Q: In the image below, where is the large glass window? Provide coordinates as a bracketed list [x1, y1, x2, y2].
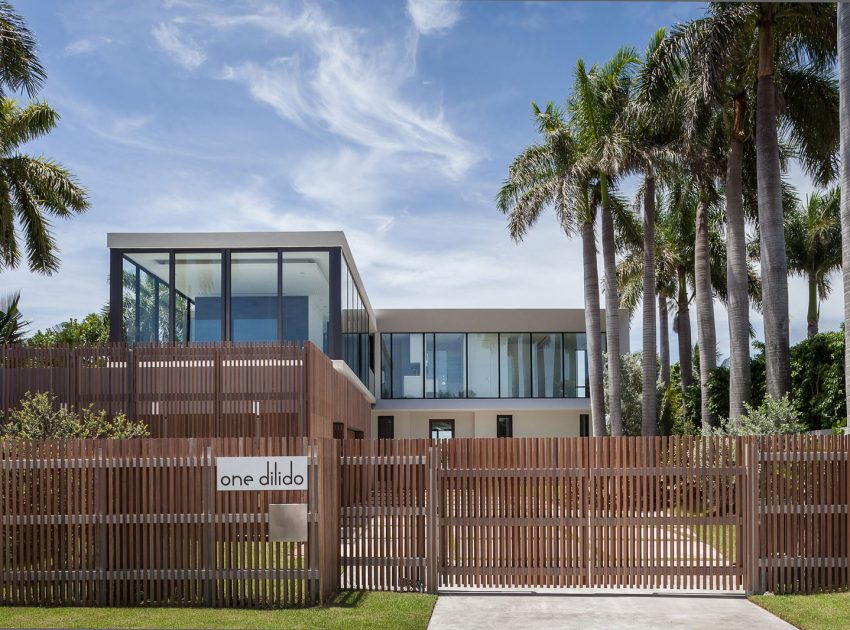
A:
[175, 252, 222, 342]
[375, 331, 595, 400]
[565, 333, 588, 398]
[230, 251, 278, 342]
[467, 333, 498, 398]
[532, 333, 564, 397]
[123, 252, 170, 343]
[391, 333, 424, 398]
[500, 333, 531, 398]
[380, 333, 393, 399]
[283, 251, 329, 352]
[434, 333, 465, 398]
[342, 258, 371, 388]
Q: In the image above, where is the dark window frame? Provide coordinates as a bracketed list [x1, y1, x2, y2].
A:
[429, 418, 454, 440]
[378, 415, 394, 439]
[496, 414, 513, 438]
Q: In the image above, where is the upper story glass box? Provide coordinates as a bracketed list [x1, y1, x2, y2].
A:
[108, 232, 375, 391]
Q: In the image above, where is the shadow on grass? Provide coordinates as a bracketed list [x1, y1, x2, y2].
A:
[326, 590, 367, 609]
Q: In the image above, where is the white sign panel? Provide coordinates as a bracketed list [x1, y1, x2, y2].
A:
[216, 456, 308, 491]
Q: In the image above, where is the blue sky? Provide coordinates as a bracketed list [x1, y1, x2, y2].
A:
[4, 0, 836, 360]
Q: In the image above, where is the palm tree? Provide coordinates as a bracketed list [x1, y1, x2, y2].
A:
[0, 1, 45, 97]
[654, 3, 838, 413]
[568, 48, 639, 437]
[628, 28, 686, 436]
[497, 103, 607, 435]
[0, 99, 88, 273]
[840, 4, 850, 422]
[0, 291, 28, 343]
[616, 187, 677, 396]
[784, 189, 841, 338]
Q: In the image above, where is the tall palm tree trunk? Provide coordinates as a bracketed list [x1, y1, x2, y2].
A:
[582, 216, 606, 436]
[642, 174, 657, 436]
[676, 266, 693, 396]
[726, 95, 751, 423]
[601, 177, 624, 436]
[659, 293, 670, 388]
[695, 194, 717, 433]
[841, 3, 850, 422]
[807, 276, 819, 338]
[756, 12, 791, 399]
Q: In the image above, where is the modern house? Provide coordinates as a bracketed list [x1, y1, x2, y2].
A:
[108, 232, 628, 438]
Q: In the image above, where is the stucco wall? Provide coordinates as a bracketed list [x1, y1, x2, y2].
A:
[371, 408, 584, 439]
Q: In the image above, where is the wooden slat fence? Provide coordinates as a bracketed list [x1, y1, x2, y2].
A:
[341, 436, 849, 595]
[0, 437, 340, 607]
[2, 435, 847, 606]
[0, 343, 371, 440]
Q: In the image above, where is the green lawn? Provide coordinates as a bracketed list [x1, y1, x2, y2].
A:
[750, 591, 850, 630]
[0, 591, 437, 630]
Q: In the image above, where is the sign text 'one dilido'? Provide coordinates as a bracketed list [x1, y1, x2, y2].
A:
[216, 456, 308, 491]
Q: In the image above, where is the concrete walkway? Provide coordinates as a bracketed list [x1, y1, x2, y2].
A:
[428, 592, 793, 629]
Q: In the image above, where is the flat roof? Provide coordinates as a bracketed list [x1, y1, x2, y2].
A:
[107, 231, 374, 318]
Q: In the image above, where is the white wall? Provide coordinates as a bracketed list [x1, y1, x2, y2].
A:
[372, 408, 584, 439]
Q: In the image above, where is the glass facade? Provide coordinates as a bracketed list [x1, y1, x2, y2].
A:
[122, 252, 171, 343]
[282, 251, 329, 352]
[381, 332, 592, 399]
[467, 333, 498, 398]
[342, 258, 371, 388]
[175, 252, 223, 342]
[230, 251, 278, 342]
[500, 333, 531, 398]
[115, 248, 364, 370]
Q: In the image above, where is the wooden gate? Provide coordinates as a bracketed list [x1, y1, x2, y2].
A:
[340, 436, 849, 594]
[438, 436, 745, 591]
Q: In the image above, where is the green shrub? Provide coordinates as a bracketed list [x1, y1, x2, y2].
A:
[1, 391, 149, 439]
[29, 312, 110, 346]
[710, 395, 806, 436]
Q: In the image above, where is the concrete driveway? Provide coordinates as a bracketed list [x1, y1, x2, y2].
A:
[428, 592, 793, 629]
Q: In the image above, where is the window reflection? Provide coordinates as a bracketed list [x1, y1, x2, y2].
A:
[231, 251, 278, 342]
[467, 333, 498, 398]
[532, 333, 563, 397]
[500, 333, 531, 398]
[381, 331, 593, 400]
[175, 252, 222, 342]
[282, 251, 329, 352]
[123, 252, 170, 343]
[434, 333, 465, 398]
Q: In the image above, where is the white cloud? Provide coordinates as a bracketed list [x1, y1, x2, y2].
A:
[152, 22, 205, 69]
[407, 0, 461, 35]
[216, 4, 475, 179]
[64, 37, 113, 56]
[64, 39, 95, 55]
[220, 56, 309, 127]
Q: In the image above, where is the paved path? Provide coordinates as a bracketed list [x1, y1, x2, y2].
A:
[428, 592, 793, 629]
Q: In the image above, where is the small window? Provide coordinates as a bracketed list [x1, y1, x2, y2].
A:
[378, 415, 394, 439]
[333, 422, 344, 440]
[579, 414, 590, 437]
[430, 419, 454, 440]
[496, 415, 513, 438]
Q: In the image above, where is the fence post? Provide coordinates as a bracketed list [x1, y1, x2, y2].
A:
[95, 447, 107, 606]
[202, 445, 214, 606]
[744, 439, 760, 595]
[425, 443, 440, 593]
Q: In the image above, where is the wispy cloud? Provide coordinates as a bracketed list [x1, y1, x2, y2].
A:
[152, 22, 205, 69]
[407, 0, 461, 35]
[215, 4, 475, 179]
[64, 36, 113, 56]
